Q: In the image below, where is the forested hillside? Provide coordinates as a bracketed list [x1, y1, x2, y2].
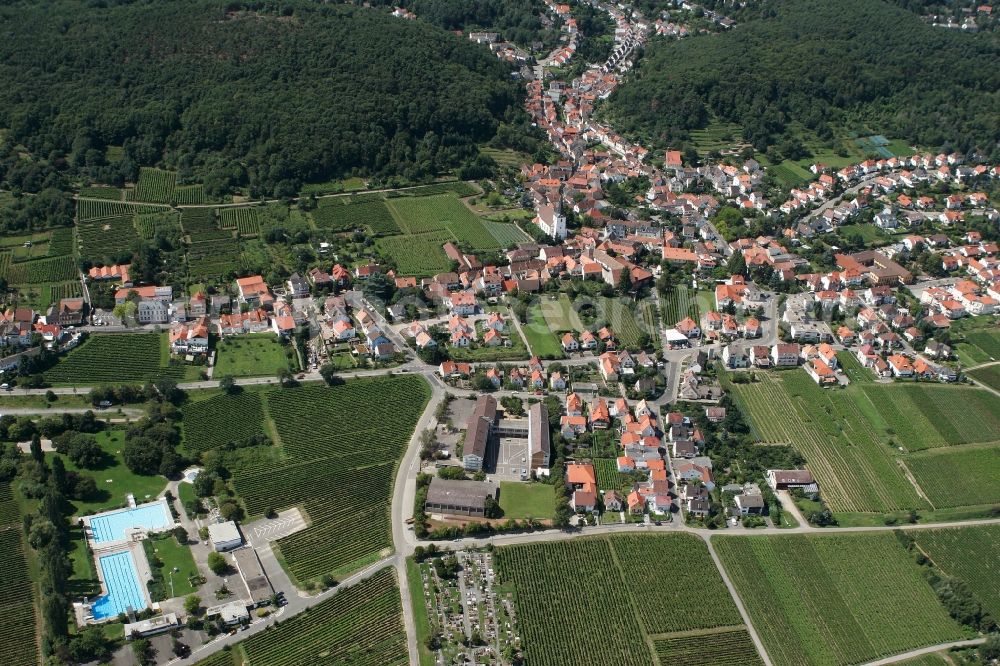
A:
[0, 0, 522, 197]
[602, 0, 1000, 160]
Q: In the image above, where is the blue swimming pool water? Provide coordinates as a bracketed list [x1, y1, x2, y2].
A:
[91, 551, 147, 619]
[89, 502, 171, 543]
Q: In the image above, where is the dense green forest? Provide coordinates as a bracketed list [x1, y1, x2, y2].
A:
[602, 0, 1000, 160]
[364, 0, 559, 49]
[0, 0, 524, 197]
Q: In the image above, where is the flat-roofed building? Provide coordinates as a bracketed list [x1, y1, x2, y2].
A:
[207, 521, 243, 552]
[424, 478, 498, 517]
[232, 547, 274, 607]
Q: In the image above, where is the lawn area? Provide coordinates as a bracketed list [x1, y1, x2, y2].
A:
[58, 430, 167, 517]
[213, 335, 293, 377]
[731, 372, 925, 514]
[906, 443, 1000, 508]
[714, 532, 964, 666]
[837, 222, 888, 245]
[769, 160, 813, 187]
[955, 327, 1000, 366]
[968, 364, 1000, 391]
[859, 383, 1000, 450]
[539, 293, 584, 332]
[521, 305, 564, 359]
[499, 482, 554, 520]
[144, 532, 201, 598]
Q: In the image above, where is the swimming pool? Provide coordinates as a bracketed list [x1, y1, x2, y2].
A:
[89, 501, 171, 543]
[91, 551, 147, 619]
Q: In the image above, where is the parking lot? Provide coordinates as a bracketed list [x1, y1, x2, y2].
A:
[487, 436, 530, 482]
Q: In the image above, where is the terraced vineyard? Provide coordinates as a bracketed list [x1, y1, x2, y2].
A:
[653, 628, 763, 666]
[77, 215, 139, 262]
[313, 199, 399, 234]
[906, 444, 1000, 508]
[134, 167, 177, 203]
[598, 296, 646, 349]
[715, 533, 962, 666]
[663, 284, 701, 325]
[610, 534, 742, 633]
[230, 377, 430, 581]
[45, 333, 191, 385]
[5, 255, 78, 284]
[0, 483, 38, 666]
[136, 211, 183, 240]
[860, 383, 1000, 450]
[913, 525, 1000, 621]
[482, 218, 531, 246]
[173, 184, 205, 204]
[218, 207, 262, 236]
[495, 538, 652, 666]
[731, 372, 925, 513]
[375, 231, 453, 277]
[239, 568, 407, 666]
[182, 391, 269, 455]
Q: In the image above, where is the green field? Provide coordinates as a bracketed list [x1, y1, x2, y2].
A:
[134, 167, 177, 203]
[235, 568, 407, 666]
[731, 371, 926, 513]
[715, 533, 963, 666]
[859, 383, 1000, 451]
[230, 376, 430, 581]
[968, 364, 1000, 391]
[594, 457, 632, 491]
[481, 218, 531, 246]
[690, 118, 745, 155]
[496, 535, 751, 665]
[598, 296, 646, 348]
[956, 328, 1000, 366]
[182, 390, 270, 455]
[0, 484, 39, 666]
[214, 336, 292, 378]
[143, 531, 200, 598]
[539, 293, 584, 332]
[45, 333, 201, 385]
[912, 525, 1000, 622]
[521, 304, 565, 359]
[59, 430, 168, 517]
[313, 198, 400, 234]
[386, 193, 499, 249]
[905, 444, 1000, 508]
[498, 482, 554, 520]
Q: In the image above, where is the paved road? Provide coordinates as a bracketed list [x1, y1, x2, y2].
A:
[860, 639, 986, 666]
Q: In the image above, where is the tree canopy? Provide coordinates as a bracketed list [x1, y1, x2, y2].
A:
[601, 0, 1000, 160]
[0, 0, 523, 197]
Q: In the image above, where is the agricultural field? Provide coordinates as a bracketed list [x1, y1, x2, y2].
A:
[214, 336, 292, 377]
[594, 457, 632, 491]
[375, 231, 452, 277]
[77, 198, 165, 222]
[859, 383, 1000, 451]
[715, 533, 963, 666]
[905, 444, 1000, 508]
[182, 391, 269, 455]
[230, 376, 430, 581]
[731, 372, 926, 514]
[79, 186, 123, 200]
[663, 284, 701, 325]
[836, 351, 872, 383]
[497, 535, 747, 665]
[387, 193, 499, 249]
[45, 333, 198, 385]
[238, 568, 407, 666]
[482, 218, 531, 247]
[690, 118, 745, 155]
[219, 207, 263, 236]
[498, 482, 554, 520]
[181, 207, 219, 235]
[912, 525, 1000, 621]
[395, 181, 478, 197]
[48, 226, 74, 256]
[968, 364, 1000, 391]
[610, 534, 742, 634]
[598, 296, 646, 349]
[653, 628, 763, 666]
[521, 304, 565, 359]
[313, 198, 399, 235]
[77, 214, 139, 262]
[133, 167, 177, 203]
